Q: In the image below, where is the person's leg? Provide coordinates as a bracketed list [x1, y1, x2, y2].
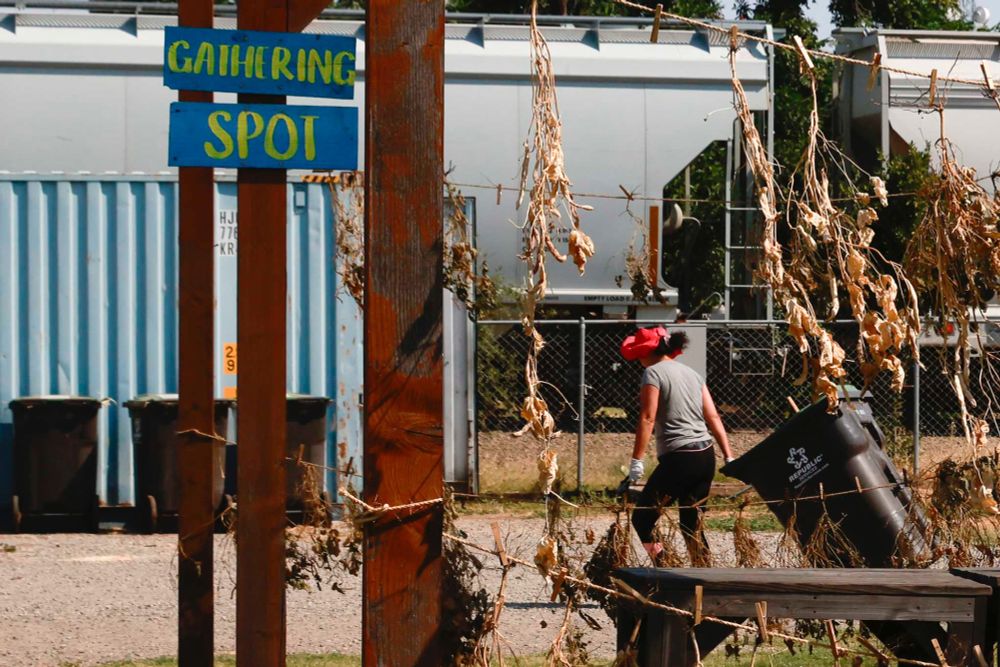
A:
[631, 457, 681, 561]
[676, 447, 716, 566]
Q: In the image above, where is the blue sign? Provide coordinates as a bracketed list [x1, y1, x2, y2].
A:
[163, 26, 356, 99]
[168, 102, 358, 170]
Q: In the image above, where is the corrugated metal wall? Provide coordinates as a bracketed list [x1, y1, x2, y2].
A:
[0, 177, 364, 506]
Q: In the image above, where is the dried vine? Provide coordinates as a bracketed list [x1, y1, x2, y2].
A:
[728, 39, 919, 407]
[445, 180, 500, 317]
[328, 172, 366, 308]
[616, 188, 668, 304]
[904, 108, 1000, 450]
[516, 0, 595, 447]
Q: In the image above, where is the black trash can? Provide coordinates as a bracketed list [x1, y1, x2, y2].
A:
[721, 393, 941, 663]
[9, 396, 102, 532]
[285, 394, 332, 509]
[125, 394, 233, 532]
[226, 394, 332, 509]
[721, 393, 927, 567]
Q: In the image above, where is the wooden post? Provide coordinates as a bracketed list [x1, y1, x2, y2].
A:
[176, 0, 215, 661]
[362, 1, 446, 664]
[232, 0, 330, 662]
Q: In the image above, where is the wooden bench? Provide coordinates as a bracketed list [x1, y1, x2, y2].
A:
[615, 568, 992, 666]
[951, 568, 1000, 664]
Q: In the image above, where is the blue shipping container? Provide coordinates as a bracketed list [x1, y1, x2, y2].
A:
[0, 176, 364, 507]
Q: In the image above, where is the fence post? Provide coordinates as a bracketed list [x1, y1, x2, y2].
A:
[913, 358, 921, 475]
[578, 317, 586, 492]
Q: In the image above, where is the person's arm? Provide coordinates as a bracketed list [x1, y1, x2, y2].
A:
[702, 384, 735, 462]
[628, 384, 658, 481]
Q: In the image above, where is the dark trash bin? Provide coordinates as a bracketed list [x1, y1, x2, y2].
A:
[285, 394, 332, 509]
[9, 396, 102, 532]
[226, 394, 332, 510]
[721, 391, 938, 662]
[125, 394, 233, 532]
[721, 393, 926, 567]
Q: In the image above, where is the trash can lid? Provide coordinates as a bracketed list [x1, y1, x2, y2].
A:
[9, 395, 103, 409]
[720, 398, 867, 482]
[839, 384, 868, 400]
[229, 394, 331, 408]
[286, 393, 332, 405]
[124, 393, 236, 408]
[124, 393, 180, 408]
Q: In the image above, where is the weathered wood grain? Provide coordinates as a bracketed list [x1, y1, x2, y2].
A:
[362, 2, 446, 665]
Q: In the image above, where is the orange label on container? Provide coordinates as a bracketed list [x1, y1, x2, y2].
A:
[223, 386, 237, 399]
[223, 343, 237, 375]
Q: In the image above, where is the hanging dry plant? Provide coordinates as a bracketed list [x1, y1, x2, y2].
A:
[732, 504, 765, 568]
[904, 110, 1000, 449]
[444, 180, 500, 318]
[616, 189, 669, 304]
[583, 515, 636, 623]
[516, 0, 595, 442]
[728, 41, 919, 408]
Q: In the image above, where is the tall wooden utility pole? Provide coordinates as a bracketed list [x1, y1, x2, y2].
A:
[362, 1, 446, 665]
[233, 0, 329, 665]
[176, 0, 215, 661]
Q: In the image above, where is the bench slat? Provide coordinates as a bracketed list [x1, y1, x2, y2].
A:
[617, 568, 994, 597]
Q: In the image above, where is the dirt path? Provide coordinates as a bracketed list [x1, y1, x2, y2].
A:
[0, 518, 782, 666]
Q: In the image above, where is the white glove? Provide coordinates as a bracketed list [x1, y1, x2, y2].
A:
[628, 458, 645, 483]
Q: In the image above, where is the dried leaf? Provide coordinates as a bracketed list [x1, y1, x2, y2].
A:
[534, 535, 559, 577]
[537, 448, 558, 495]
[568, 228, 595, 275]
[870, 176, 888, 207]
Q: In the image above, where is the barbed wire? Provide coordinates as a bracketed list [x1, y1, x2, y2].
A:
[453, 478, 913, 513]
[448, 180, 924, 207]
[307, 174, 997, 213]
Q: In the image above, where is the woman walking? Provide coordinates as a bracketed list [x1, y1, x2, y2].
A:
[621, 326, 735, 565]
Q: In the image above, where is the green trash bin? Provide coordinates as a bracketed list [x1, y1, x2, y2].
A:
[125, 394, 233, 532]
[9, 396, 102, 532]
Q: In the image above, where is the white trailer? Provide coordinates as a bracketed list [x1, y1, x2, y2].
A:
[0, 6, 775, 315]
[834, 28, 1000, 194]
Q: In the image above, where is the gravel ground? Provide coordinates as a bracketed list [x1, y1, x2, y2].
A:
[0, 517, 782, 667]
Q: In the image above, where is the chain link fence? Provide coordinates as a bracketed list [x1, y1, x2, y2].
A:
[475, 318, 999, 492]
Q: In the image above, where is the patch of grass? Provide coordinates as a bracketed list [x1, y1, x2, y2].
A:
[704, 510, 783, 533]
[84, 655, 361, 667]
[702, 644, 869, 665]
[84, 643, 877, 666]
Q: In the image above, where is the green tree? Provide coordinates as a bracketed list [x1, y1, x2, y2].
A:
[829, 0, 968, 29]
[736, 0, 833, 172]
[871, 146, 935, 266]
[662, 143, 728, 314]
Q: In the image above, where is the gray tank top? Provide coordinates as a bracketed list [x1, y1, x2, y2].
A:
[641, 360, 711, 456]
